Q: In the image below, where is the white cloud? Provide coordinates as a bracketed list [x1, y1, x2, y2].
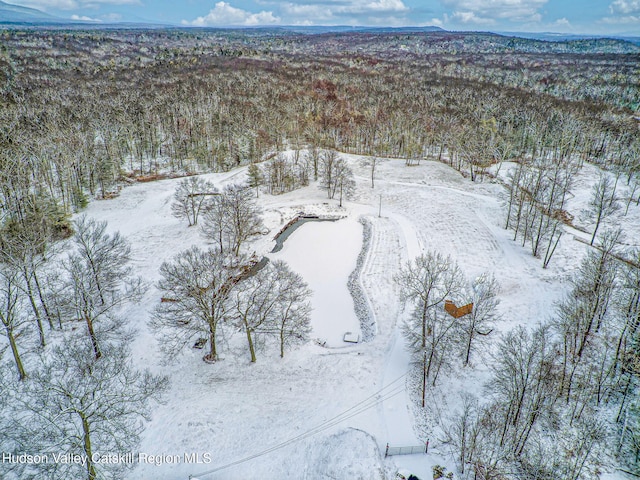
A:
[602, 14, 640, 23]
[70, 13, 101, 20]
[276, 0, 409, 24]
[609, 0, 640, 14]
[364, 0, 408, 12]
[86, 0, 140, 4]
[338, 0, 408, 14]
[100, 12, 123, 21]
[603, 0, 640, 25]
[441, 0, 547, 22]
[553, 17, 570, 27]
[280, 2, 335, 21]
[185, 1, 280, 26]
[451, 10, 495, 24]
[358, 14, 414, 26]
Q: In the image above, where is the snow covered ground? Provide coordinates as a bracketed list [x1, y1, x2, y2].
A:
[269, 218, 363, 347]
[77, 152, 640, 480]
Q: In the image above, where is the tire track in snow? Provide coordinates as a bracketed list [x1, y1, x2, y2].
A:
[358, 216, 403, 336]
[356, 214, 425, 469]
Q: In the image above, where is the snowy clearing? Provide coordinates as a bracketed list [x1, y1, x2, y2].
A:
[67, 152, 640, 480]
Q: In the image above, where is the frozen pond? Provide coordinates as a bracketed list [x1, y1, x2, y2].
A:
[270, 217, 363, 347]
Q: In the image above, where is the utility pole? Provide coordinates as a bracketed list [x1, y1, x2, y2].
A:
[378, 194, 382, 218]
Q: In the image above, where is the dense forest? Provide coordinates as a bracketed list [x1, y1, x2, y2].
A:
[1, 28, 638, 218]
[0, 27, 639, 480]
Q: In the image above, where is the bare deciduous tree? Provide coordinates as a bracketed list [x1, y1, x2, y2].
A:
[319, 149, 339, 199]
[151, 246, 244, 362]
[612, 248, 640, 424]
[445, 393, 481, 477]
[487, 324, 558, 457]
[0, 262, 28, 380]
[64, 216, 142, 359]
[269, 260, 313, 358]
[444, 397, 509, 480]
[556, 415, 607, 480]
[0, 227, 59, 346]
[460, 273, 500, 366]
[361, 156, 384, 188]
[586, 173, 620, 245]
[555, 229, 620, 402]
[395, 251, 465, 402]
[201, 183, 263, 256]
[333, 159, 355, 207]
[232, 259, 312, 361]
[232, 264, 280, 363]
[71, 215, 134, 307]
[1, 339, 167, 480]
[171, 176, 217, 226]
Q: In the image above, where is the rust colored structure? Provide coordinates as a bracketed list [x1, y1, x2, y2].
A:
[444, 300, 474, 318]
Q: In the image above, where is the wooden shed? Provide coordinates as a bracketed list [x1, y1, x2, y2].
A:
[444, 300, 474, 318]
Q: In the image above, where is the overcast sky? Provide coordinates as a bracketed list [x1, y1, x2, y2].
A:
[8, 0, 640, 35]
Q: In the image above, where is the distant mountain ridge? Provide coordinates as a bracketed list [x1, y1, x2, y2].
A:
[497, 30, 640, 46]
[272, 25, 446, 34]
[0, 0, 62, 23]
[0, 3, 636, 49]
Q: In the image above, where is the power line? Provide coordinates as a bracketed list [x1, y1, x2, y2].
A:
[189, 372, 408, 479]
[190, 385, 405, 478]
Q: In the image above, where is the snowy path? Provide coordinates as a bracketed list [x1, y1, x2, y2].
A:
[355, 214, 433, 477]
[379, 214, 435, 478]
[356, 174, 502, 206]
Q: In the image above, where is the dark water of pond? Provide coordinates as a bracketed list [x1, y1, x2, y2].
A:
[271, 216, 340, 253]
